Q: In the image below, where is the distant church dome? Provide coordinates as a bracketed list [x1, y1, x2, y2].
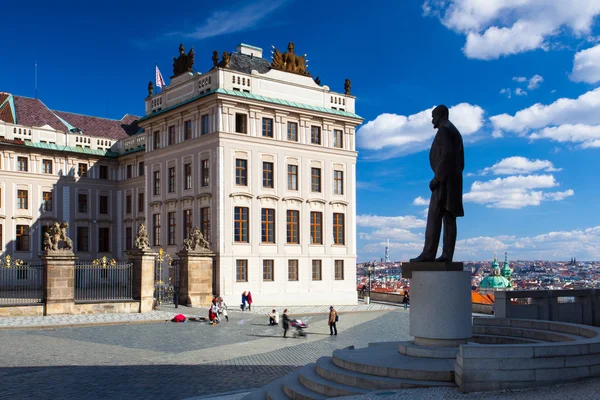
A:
[480, 252, 512, 290]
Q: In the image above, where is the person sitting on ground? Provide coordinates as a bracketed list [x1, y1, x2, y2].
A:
[268, 309, 279, 325]
[209, 300, 220, 324]
[218, 297, 229, 322]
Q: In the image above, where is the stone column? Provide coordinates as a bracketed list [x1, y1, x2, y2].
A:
[178, 251, 215, 307]
[127, 250, 157, 313]
[42, 251, 77, 316]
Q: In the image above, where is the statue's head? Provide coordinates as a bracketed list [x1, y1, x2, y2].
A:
[179, 43, 185, 55]
[432, 105, 449, 129]
[288, 42, 295, 53]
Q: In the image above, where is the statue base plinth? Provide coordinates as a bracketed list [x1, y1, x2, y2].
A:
[401, 261, 463, 279]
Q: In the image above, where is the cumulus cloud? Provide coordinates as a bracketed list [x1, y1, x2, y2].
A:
[500, 88, 512, 98]
[359, 227, 422, 242]
[480, 156, 561, 175]
[423, 0, 600, 59]
[356, 103, 485, 157]
[515, 88, 527, 96]
[356, 215, 426, 230]
[513, 77, 527, 83]
[527, 74, 544, 90]
[570, 44, 600, 84]
[412, 196, 430, 206]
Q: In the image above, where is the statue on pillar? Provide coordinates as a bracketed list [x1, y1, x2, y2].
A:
[181, 227, 210, 252]
[344, 78, 351, 95]
[147, 81, 154, 97]
[43, 221, 73, 252]
[271, 42, 311, 76]
[172, 43, 195, 76]
[221, 51, 231, 68]
[212, 50, 219, 68]
[134, 223, 151, 251]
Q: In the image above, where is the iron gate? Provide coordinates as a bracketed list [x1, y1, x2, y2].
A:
[154, 249, 180, 306]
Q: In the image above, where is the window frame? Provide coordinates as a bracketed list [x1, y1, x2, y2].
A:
[235, 159, 248, 186]
[262, 162, 274, 188]
[234, 207, 249, 243]
[153, 130, 161, 149]
[15, 224, 30, 251]
[236, 260, 248, 282]
[262, 117, 274, 138]
[77, 226, 89, 252]
[200, 207, 210, 243]
[99, 195, 109, 215]
[42, 191, 52, 212]
[17, 157, 28, 172]
[42, 159, 53, 174]
[333, 213, 345, 245]
[311, 126, 321, 145]
[235, 113, 248, 134]
[310, 211, 323, 245]
[184, 163, 192, 190]
[201, 114, 210, 135]
[168, 125, 176, 145]
[78, 193, 88, 213]
[261, 208, 275, 243]
[184, 120, 192, 140]
[288, 259, 299, 281]
[311, 167, 322, 193]
[168, 167, 176, 193]
[17, 190, 28, 210]
[263, 259, 274, 281]
[78, 163, 88, 177]
[287, 122, 298, 141]
[286, 210, 299, 244]
[335, 260, 345, 280]
[183, 209, 193, 241]
[152, 213, 161, 246]
[333, 129, 344, 149]
[168, 211, 176, 245]
[334, 170, 344, 195]
[98, 227, 110, 252]
[287, 165, 298, 190]
[312, 260, 322, 281]
[153, 170, 161, 195]
[201, 159, 210, 187]
[126, 194, 132, 214]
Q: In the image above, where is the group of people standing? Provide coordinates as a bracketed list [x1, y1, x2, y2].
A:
[241, 291, 253, 311]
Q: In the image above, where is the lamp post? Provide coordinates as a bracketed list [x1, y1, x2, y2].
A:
[365, 262, 374, 305]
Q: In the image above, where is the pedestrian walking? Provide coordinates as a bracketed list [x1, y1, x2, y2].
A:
[282, 309, 290, 338]
[403, 292, 409, 310]
[241, 291, 247, 311]
[247, 291, 253, 311]
[328, 306, 338, 336]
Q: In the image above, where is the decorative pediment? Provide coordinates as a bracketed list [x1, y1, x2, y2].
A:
[282, 196, 303, 207]
[257, 194, 280, 206]
[149, 201, 163, 207]
[230, 192, 254, 200]
[12, 215, 33, 220]
[330, 200, 349, 206]
[306, 198, 327, 205]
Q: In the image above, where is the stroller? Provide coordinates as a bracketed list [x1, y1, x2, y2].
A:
[290, 319, 308, 338]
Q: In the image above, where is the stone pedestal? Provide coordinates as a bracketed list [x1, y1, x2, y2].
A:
[178, 251, 214, 307]
[42, 251, 77, 316]
[405, 262, 472, 347]
[127, 250, 157, 313]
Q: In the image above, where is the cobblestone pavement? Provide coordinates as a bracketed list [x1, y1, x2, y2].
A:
[0, 308, 406, 400]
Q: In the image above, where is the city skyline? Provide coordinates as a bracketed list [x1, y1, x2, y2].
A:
[3, 1, 600, 261]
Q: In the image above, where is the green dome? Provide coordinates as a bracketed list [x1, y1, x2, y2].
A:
[501, 252, 512, 277]
[480, 275, 511, 289]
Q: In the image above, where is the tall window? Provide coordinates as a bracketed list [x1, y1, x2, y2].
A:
[78, 163, 88, 177]
[168, 212, 176, 245]
[17, 157, 28, 172]
[261, 208, 275, 243]
[333, 129, 343, 148]
[77, 227, 89, 252]
[288, 260, 299, 281]
[17, 190, 28, 209]
[16, 225, 30, 251]
[98, 227, 110, 252]
[152, 213, 161, 246]
[287, 122, 298, 141]
[234, 207, 249, 242]
[126, 195, 132, 214]
[236, 260, 248, 282]
[288, 165, 298, 190]
[138, 162, 144, 176]
[184, 163, 192, 190]
[125, 227, 133, 251]
[263, 260, 274, 281]
[168, 167, 176, 193]
[153, 130, 161, 149]
[200, 207, 210, 242]
[184, 120, 192, 140]
[168, 126, 176, 145]
[262, 118, 273, 138]
[333, 213, 345, 245]
[138, 193, 144, 212]
[335, 260, 344, 280]
[99, 195, 109, 214]
[183, 209, 193, 241]
[311, 168, 321, 192]
[153, 171, 161, 195]
[311, 126, 321, 144]
[236, 113, 247, 134]
[312, 260, 322, 281]
[310, 211, 322, 244]
[262, 162, 274, 188]
[334, 170, 344, 195]
[287, 210, 299, 244]
[42, 159, 52, 174]
[235, 159, 247, 186]
[42, 191, 52, 212]
[126, 165, 132, 179]
[201, 159, 210, 187]
[99, 165, 108, 179]
[201, 114, 209, 135]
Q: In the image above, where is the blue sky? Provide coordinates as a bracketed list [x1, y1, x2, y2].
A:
[3, 0, 600, 261]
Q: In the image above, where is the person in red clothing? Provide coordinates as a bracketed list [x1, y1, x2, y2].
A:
[247, 291, 253, 311]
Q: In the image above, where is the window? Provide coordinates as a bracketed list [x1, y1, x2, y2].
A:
[287, 165, 298, 190]
[287, 122, 298, 141]
[261, 208, 275, 243]
[335, 260, 344, 280]
[78, 193, 88, 213]
[152, 214, 161, 246]
[98, 227, 110, 252]
[200, 207, 210, 243]
[78, 163, 88, 177]
[99, 196, 109, 214]
[167, 167, 175, 193]
[42, 191, 52, 212]
[263, 260, 274, 281]
[138, 193, 144, 212]
[311, 168, 321, 192]
[262, 118, 273, 138]
[235, 159, 247, 186]
[17, 190, 28, 209]
[184, 120, 192, 140]
[310, 211, 322, 244]
[168, 212, 176, 245]
[125, 227, 133, 251]
[183, 209, 192, 241]
[334, 170, 344, 195]
[153, 130, 161, 149]
[262, 162, 274, 188]
[126, 164, 132, 179]
[16, 225, 30, 251]
[312, 260, 322, 281]
[201, 159, 210, 187]
[138, 162, 144, 176]
[42, 159, 52, 174]
[184, 163, 192, 190]
[234, 207, 249, 242]
[288, 260, 299, 281]
[126, 195, 132, 214]
[99, 165, 108, 179]
[168, 126, 176, 145]
[334, 129, 343, 148]
[17, 157, 28, 172]
[201, 115, 209, 135]
[235, 113, 247, 134]
[77, 227, 89, 252]
[311, 126, 321, 144]
[154, 170, 161, 195]
[287, 210, 299, 244]
[333, 213, 345, 245]
[236, 260, 248, 282]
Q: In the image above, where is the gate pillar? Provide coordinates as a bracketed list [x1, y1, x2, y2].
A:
[42, 251, 77, 316]
[127, 250, 157, 313]
[177, 251, 215, 307]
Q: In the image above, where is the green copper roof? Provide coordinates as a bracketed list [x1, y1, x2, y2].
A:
[480, 275, 512, 289]
[23, 141, 119, 158]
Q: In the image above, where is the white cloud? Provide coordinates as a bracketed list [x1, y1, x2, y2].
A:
[356, 103, 485, 157]
[515, 88, 527, 96]
[513, 76, 527, 83]
[480, 156, 561, 175]
[527, 74, 544, 90]
[570, 44, 600, 84]
[423, 0, 600, 59]
[356, 215, 426, 230]
[500, 88, 512, 98]
[359, 227, 422, 242]
[412, 196, 430, 206]
[530, 124, 600, 147]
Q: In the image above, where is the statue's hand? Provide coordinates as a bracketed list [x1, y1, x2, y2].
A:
[429, 178, 439, 192]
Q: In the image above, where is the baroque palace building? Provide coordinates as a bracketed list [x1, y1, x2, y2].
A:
[0, 42, 362, 306]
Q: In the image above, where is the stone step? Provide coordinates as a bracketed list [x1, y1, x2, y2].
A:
[298, 362, 371, 397]
[472, 325, 583, 342]
[242, 372, 288, 400]
[281, 368, 326, 400]
[397, 341, 459, 359]
[315, 356, 456, 390]
[331, 342, 455, 382]
[471, 334, 544, 345]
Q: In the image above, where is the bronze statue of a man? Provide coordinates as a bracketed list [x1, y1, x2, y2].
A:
[411, 105, 464, 263]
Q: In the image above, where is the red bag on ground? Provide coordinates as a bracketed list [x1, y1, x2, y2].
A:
[171, 314, 187, 323]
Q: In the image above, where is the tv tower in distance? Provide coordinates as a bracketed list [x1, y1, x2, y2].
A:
[384, 238, 391, 263]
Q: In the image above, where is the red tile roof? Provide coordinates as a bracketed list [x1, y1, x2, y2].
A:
[13, 96, 69, 131]
[53, 111, 139, 140]
[0, 101, 14, 124]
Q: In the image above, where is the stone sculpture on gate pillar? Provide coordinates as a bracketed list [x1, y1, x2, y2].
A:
[133, 223, 151, 251]
[178, 227, 214, 307]
[43, 221, 74, 253]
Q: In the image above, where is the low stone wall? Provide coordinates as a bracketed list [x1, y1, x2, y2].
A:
[357, 290, 493, 314]
[0, 305, 44, 317]
[73, 301, 140, 315]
